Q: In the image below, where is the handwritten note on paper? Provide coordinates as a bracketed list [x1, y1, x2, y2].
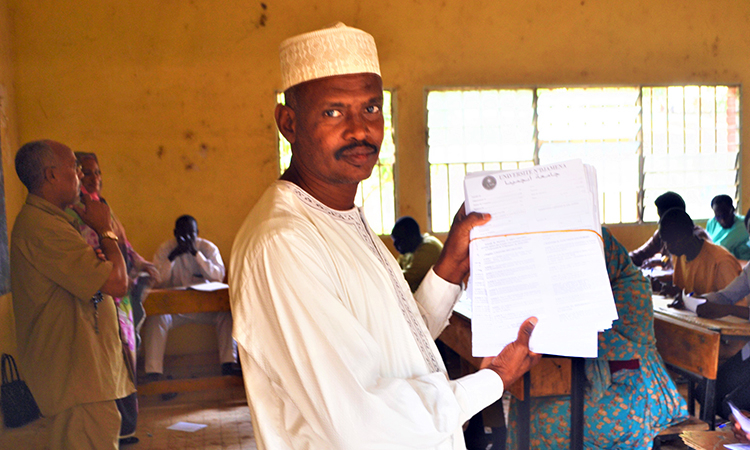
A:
[465, 160, 617, 358]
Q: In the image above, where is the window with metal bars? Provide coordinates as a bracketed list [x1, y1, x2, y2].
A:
[277, 91, 396, 235]
[427, 86, 740, 233]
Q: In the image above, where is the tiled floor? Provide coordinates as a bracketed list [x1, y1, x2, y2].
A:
[0, 385, 693, 450]
[0, 386, 257, 450]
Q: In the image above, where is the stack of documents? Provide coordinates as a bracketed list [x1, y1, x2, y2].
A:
[464, 159, 618, 358]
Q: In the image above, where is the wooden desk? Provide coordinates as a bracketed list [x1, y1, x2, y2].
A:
[652, 295, 750, 429]
[143, 286, 230, 315]
[438, 300, 585, 450]
[139, 286, 243, 396]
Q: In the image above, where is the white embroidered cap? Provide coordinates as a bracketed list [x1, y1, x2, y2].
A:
[279, 22, 381, 91]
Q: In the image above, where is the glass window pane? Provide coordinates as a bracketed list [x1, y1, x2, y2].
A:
[642, 85, 740, 221]
[427, 89, 535, 231]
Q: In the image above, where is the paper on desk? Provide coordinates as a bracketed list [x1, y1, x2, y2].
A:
[188, 281, 229, 292]
[725, 444, 750, 449]
[683, 292, 707, 313]
[167, 421, 208, 432]
[465, 160, 617, 358]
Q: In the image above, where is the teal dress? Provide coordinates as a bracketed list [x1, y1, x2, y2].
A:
[507, 227, 688, 449]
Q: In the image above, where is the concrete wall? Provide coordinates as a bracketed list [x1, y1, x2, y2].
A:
[2, 0, 749, 354]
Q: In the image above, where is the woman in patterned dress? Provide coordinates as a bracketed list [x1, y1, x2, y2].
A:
[65, 152, 159, 445]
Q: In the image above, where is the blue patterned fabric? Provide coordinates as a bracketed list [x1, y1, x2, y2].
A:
[507, 227, 688, 449]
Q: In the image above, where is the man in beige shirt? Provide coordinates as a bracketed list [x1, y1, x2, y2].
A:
[11, 140, 134, 449]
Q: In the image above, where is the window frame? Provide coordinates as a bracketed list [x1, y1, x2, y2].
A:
[425, 84, 741, 232]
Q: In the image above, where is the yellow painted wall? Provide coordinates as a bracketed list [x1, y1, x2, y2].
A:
[3, 0, 750, 355]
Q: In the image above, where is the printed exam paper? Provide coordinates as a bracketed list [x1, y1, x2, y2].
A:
[464, 159, 617, 357]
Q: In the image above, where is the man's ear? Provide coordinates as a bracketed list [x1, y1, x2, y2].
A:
[275, 103, 296, 145]
[43, 166, 56, 184]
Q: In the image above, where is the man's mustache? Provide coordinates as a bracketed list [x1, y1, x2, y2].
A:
[334, 141, 379, 160]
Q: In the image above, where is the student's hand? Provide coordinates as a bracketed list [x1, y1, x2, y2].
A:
[433, 204, 491, 285]
[667, 297, 685, 309]
[642, 258, 665, 269]
[72, 194, 114, 236]
[480, 317, 541, 387]
[731, 412, 750, 443]
[696, 301, 727, 319]
[168, 246, 186, 261]
[140, 261, 160, 284]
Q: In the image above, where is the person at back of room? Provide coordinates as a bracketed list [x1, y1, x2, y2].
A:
[659, 207, 742, 298]
[391, 216, 444, 293]
[629, 191, 710, 269]
[706, 194, 750, 261]
[142, 214, 241, 389]
[692, 252, 750, 421]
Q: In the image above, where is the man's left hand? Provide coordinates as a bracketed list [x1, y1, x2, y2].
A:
[433, 204, 490, 285]
[480, 317, 542, 387]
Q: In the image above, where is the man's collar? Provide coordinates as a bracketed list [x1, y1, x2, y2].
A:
[26, 193, 77, 226]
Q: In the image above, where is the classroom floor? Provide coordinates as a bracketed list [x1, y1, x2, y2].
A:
[0, 384, 692, 450]
[0, 386, 256, 450]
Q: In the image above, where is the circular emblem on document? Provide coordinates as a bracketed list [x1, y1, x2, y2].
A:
[482, 176, 497, 190]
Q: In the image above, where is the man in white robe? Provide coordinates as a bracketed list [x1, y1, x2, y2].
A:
[229, 23, 540, 450]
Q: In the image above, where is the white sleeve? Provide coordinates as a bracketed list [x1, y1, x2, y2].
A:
[231, 229, 503, 449]
[702, 264, 750, 305]
[414, 268, 463, 340]
[152, 240, 175, 288]
[194, 240, 226, 282]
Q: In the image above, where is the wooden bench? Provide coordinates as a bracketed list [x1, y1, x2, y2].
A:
[137, 287, 243, 397]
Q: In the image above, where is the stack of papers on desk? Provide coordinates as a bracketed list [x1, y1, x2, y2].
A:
[464, 159, 617, 358]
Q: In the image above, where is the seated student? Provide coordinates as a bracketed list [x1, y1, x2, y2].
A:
[507, 227, 688, 449]
[706, 195, 750, 261]
[695, 264, 750, 420]
[660, 208, 742, 296]
[629, 191, 710, 268]
[391, 216, 443, 292]
[142, 215, 241, 385]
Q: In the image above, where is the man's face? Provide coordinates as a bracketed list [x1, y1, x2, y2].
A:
[662, 232, 692, 257]
[175, 220, 198, 246]
[286, 73, 384, 187]
[712, 203, 735, 229]
[391, 235, 406, 255]
[49, 142, 82, 206]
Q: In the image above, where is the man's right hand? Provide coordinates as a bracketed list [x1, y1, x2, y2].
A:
[433, 205, 491, 285]
[480, 317, 542, 387]
[71, 193, 113, 235]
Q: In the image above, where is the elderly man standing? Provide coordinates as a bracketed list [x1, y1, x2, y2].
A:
[10, 140, 134, 449]
[230, 23, 540, 450]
